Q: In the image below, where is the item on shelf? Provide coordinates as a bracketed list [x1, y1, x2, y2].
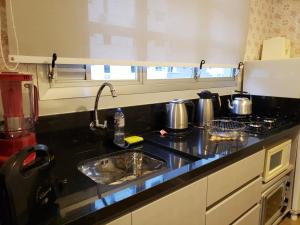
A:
[261, 37, 291, 60]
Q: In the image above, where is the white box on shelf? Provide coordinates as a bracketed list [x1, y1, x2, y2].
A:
[261, 37, 291, 60]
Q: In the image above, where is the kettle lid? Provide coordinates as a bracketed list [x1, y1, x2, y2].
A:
[170, 99, 185, 104]
[234, 97, 250, 101]
[198, 90, 212, 99]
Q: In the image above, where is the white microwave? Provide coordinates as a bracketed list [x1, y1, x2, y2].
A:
[263, 139, 291, 183]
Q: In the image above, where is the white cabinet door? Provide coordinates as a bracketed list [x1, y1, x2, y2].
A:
[105, 214, 131, 225]
[132, 178, 207, 225]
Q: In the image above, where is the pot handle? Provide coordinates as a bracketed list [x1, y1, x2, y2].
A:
[234, 90, 249, 94]
[33, 85, 39, 122]
[227, 99, 233, 110]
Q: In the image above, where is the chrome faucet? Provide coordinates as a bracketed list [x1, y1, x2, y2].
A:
[90, 82, 117, 129]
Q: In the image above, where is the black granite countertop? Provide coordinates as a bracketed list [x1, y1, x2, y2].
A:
[29, 119, 300, 225]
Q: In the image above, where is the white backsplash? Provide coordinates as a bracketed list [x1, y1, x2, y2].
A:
[244, 59, 300, 98]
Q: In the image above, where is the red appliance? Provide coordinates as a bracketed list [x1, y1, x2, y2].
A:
[0, 73, 39, 166]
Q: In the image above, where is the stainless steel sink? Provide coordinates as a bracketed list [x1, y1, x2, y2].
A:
[78, 150, 167, 185]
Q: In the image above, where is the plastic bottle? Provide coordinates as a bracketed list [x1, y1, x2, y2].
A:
[114, 108, 125, 147]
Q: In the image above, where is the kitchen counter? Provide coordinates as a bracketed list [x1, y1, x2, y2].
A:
[29, 119, 300, 225]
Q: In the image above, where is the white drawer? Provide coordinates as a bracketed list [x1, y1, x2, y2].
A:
[206, 177, 262, 225]
[232, 204, 260, 225]
[105, 214, 131, 225]
[132, 178, 207, 225]
[207, 150, 264, 206]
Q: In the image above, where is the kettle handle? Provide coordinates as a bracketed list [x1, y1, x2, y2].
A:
[211, 94, 222, 108]
[218, 95, 222, 108]
[227, 99, 233, 110]
[185, 100, 195, 125]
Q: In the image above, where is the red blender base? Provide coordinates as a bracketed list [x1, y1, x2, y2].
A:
[0, 133, 37, 166]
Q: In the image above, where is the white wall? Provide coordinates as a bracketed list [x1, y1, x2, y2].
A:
[244, 58, 300, 98]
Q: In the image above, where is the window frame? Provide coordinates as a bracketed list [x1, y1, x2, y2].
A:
[37, 64, 237, 100]
[50, 65, 142, 88]
[143, 67, 235, 85]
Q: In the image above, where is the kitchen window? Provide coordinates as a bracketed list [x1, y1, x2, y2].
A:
[50, 65, 236, 87]
[88, 65, 235, 81]
[39, 63, 237, 100]
[54, 64, 236, 84]
[146, 67, 195, 80]
[199, 67, 236, 78]
[91, 65, 138, 81]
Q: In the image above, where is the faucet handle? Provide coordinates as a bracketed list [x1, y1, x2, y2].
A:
[99, 120, 108, 129]
[90, 120, 108, 129]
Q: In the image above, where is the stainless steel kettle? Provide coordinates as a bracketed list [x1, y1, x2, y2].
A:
[196, 91, 221, 127]
[166, 99, 194, 130]
[227, 96, 252, 115]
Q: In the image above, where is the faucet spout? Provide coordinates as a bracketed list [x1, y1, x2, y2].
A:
[91, 82, 117, 129]
[111, 89, 117, 98]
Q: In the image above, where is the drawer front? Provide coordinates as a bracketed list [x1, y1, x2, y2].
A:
[207, 150, 264, 206]
[105, 214, 131, 225]
[232, 204, 260, 225]
[206, 177, 262, 225]
[132, 178, 207, 225]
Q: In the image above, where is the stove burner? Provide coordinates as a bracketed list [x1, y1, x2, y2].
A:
[249, 123, 262, 128]
[220, 115, 286, 136]
[263, 118, 276, 124]
[162, 126, 193, 139]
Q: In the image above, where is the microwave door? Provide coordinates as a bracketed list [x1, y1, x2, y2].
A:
[261, 183, 285, 225]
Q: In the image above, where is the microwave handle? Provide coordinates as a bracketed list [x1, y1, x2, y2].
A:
[260, 197, 267, 225]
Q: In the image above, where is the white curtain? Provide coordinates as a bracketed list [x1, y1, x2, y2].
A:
[6, 0, 250, 66]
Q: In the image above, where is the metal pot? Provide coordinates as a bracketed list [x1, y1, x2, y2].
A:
[227, 96, 252, 115]
[166, 99, 194, 130]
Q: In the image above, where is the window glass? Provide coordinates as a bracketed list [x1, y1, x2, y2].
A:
[147, 67, 195, 79]
[90, 65, 235, 81]
[91, 65, 137, 80]
[199, 67, 235, 78]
